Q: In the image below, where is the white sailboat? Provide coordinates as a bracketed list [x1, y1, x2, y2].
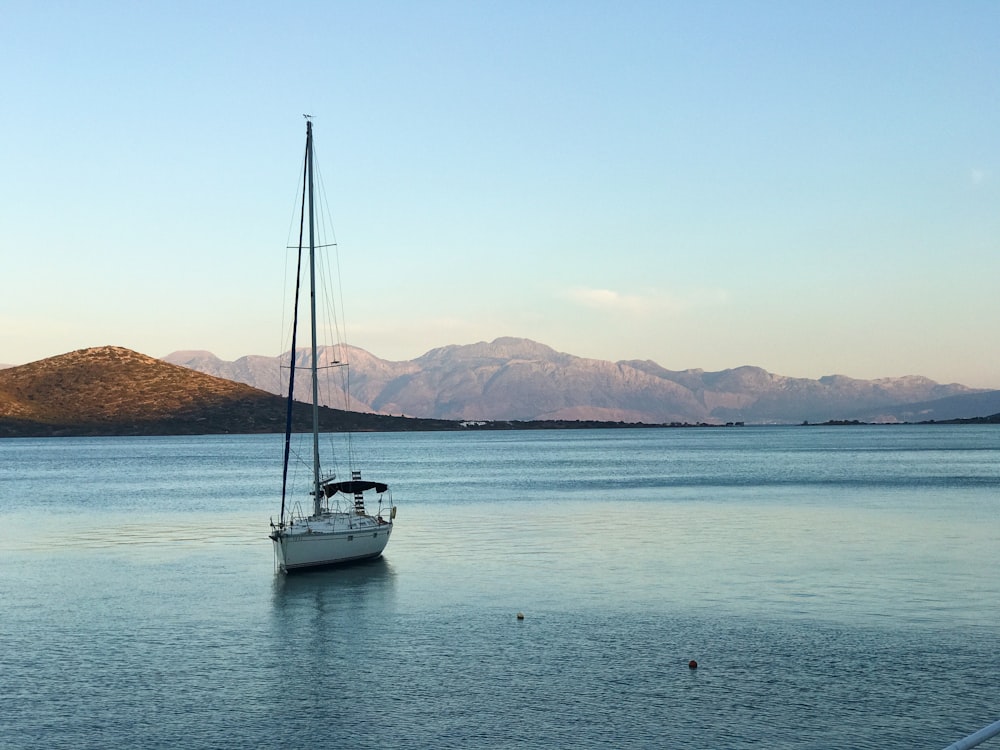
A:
[269, 118, 396, 573]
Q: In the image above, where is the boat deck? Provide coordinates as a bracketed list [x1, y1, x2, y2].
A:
[280, 511, 390, 537]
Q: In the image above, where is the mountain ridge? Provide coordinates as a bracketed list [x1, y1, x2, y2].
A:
[164, 337, 996, 424]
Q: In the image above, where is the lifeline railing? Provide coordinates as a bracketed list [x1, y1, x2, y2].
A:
[942, 718, 1000, 750]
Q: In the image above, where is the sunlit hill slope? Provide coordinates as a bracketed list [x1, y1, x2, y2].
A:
[0, 346, 453, 437]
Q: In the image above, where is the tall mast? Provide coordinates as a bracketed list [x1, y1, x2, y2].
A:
[306, 119, 322, 516]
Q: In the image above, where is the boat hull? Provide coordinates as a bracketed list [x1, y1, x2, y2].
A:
[272, 521, 392, 572]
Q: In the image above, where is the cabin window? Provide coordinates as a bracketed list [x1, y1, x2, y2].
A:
[347, 535, 353, 541]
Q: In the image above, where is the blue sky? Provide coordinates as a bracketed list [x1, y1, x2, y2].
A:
[2, 1, 998, 387]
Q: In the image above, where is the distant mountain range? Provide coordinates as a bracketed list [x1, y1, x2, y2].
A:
[164, 337, 1000, 425]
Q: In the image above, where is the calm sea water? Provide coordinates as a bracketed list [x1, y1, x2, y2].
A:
[2, 426, 998, 749]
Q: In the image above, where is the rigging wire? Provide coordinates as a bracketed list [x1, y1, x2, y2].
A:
[278, 135, 309, 525]
[311, 143, 358, 473]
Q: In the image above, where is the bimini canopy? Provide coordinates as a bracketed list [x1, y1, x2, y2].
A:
[323, 480, 389, 497]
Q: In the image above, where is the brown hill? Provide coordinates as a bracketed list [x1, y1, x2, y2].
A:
[0, 346, 455, 437]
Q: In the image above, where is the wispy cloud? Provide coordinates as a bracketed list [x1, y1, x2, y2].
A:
[971, 168, 990, 185]
[565, 288, 652, 313]
[564, 286, 729, 315]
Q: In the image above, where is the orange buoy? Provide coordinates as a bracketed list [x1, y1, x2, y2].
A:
[688, 660, 698, 669]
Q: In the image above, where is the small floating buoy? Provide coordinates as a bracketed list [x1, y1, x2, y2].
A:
[688, 660, 698, 669]
[516, 612, 524, 620]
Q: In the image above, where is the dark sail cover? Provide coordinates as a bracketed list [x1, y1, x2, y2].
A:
[323, 480, 389, 497]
